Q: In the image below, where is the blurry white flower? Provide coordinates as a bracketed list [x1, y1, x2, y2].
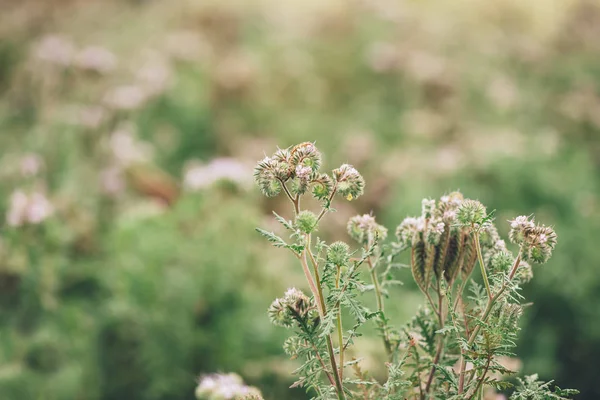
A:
[6, 190, 54, 227]
[32, 35, 75, 67]
[195, 373, 261, 400]
[100, 167, 125, 196]
[74, 46, 117, 74]
[78, 106, 106, 129]
[184, 158, 251, 191]
[164, 31, 210, 62]
[136, 57, 172, 97]
[20, 154, 43, 177]
[109, 126, 153, 166]
[104, 85, 147, 111]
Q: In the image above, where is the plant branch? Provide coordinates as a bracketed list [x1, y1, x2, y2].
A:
[458, 254, 522, 393]
[367, 252, 393, 358]
[474, 229, 492, 301]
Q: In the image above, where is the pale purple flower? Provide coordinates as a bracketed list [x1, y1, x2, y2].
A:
[183, 158, 251, 191]
[104, 85, 147, 111]
[109, 126, 153, 166]
[100, 167, 125, 196]
[74, 46, 117, 74]
[6, 190, 54, 227]
[20, 154, 43, 177]
[32, 35, 75, 67]
[136, 58, 172, 96]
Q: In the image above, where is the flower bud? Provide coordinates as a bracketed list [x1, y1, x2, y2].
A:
[296, 210, 318, 233]
[421, 198, 436, 219]
[395, 217, 425, 248]
[509, 216, 557, 264]
[268, 288, 311, 328]
[456, 199, 487, 226]
[333, 164, 364, 201]
[290, 142, 321, 172]
[425, 219, 445, 245]
[327, 241, 350, 266]
[311, 173, 333, 200]
[253, 157, 282, 197]
[347, 214, 388, 245]
[489, 250, 514, 274]
[268, 298, 294, 328]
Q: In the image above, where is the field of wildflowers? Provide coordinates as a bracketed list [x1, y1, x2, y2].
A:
[0, 0, 599, 399]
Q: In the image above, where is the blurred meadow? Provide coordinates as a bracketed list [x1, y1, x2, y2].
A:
[0, 0, 599, 399]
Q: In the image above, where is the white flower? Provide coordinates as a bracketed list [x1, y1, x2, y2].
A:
[6, 190, 54, 227]
[104, 85, 148, 111]
[32, 35, 74, 66]
[74, 46, 117, 74]
[183, 158, 251, 191]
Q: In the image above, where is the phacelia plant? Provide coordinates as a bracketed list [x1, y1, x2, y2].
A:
[253, 142, 578, 400]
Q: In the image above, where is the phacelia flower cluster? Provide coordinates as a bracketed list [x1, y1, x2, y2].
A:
[254, 142, 364, 202]
[509, 216, 557, 264]
[195, 373, 263, 400]
[268, 288, 313, 328]
[347, 214, 388, 246]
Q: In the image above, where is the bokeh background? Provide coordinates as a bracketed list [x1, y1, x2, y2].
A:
[1, 0, 599, 399]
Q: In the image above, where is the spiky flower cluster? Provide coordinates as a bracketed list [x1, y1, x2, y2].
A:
[394, 192, 538, 293]
[195, 373, 263, 400]
[268, 288, 312, 328]
[332, 164, 365, 201]
[254, 142, 364, 202]
[456, 199, 487, 226]
[347, 214, 388, 246]
[296, 210, 319, 234]
[509, 216, 557, 264]
[326, 241, 350, 267]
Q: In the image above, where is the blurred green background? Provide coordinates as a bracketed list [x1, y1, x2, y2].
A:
[0, 0, 599, 399]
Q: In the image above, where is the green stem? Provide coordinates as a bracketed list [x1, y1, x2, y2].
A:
[336, 266, 344, 381]
[367, 255, 392, 358]
[306, 234, 346, 399]
[457, 254, 521, 393]
[474, 229, 492, 301]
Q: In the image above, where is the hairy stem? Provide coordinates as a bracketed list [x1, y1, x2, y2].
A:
[458, 254, 522, 393]
[474, 229, 492, 301]
[306, 234, 346, 399]
[424, 280, 446, 396]
[336, 266, 344, 380]
[367, 254, 392, 358]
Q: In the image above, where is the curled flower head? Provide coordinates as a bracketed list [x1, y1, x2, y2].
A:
[290, 142, 321, 172]
[327, 241, 350, 267]
[290, 164, 313, 195]
[296, 210, 318, 233]
[509, 216, 557, 264]
[253, 157, 282, 197]
[311, 173, 333, 200]
[347, 214, 388, 245]
[272, 148, 295, 180]
[425, 218, 445, 245]
[422, 198, 436, 219]
[395, 217, 425, 248]
[268, 288, 312, 328]
[508, 216, 535, 244]
[489, 250, 515, 274]
[333, 164, 365, 201]
[283, 336, 304, 359]
[456, 199, 487, 226]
